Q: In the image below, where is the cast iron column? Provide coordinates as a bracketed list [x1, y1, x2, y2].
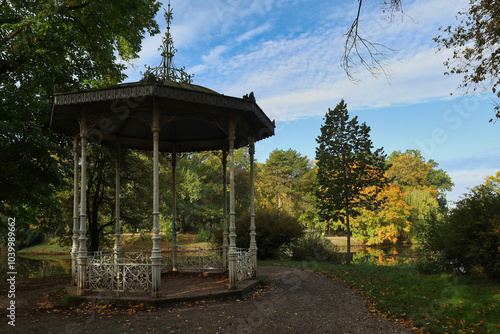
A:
[151, 102, 162, 297]
[222, 150, 228, 270]
[113, 145, 122, 263]
[171, 150, 178, 270]
[77, 111, 88, 296]
[249, 138, 257, 277]
[71, 134, 79, 285]
[228, 120, 237, 289]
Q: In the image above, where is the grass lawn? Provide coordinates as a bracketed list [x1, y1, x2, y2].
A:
[261, 260, 500, 334]
[18, 239, 71, 255]
[18, 232, 216, 255]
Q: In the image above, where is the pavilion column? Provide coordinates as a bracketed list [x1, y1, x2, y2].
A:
[222, 150, 228, 270]
[71, 134, 80, 285]
[249, 138, 257, 278]
[77, 111, 88, 296]
[171, 150, 178, 270]
[113, 145, 122, 264]
[151, 103, 162, 298]
[228, 120, 237, 289]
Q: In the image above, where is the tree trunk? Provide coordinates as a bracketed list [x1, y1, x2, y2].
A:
[346, 213, 351, 265]
[88, 205, 100, 252]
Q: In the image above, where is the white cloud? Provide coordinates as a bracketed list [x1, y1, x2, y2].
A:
[447, 168, 498, 204]
[125, 0, 474, 121]
[236, 22, 272, 43]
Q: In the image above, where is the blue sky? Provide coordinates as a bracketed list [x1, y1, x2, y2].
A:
[123, 0, 498, 205]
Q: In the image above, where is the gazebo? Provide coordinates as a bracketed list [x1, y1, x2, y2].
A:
[50, 3, 274, 297]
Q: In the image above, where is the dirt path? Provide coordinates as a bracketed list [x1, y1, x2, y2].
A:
[1, 266, 412, 334]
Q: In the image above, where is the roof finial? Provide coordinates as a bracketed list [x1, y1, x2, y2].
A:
[143, 0, 194, 84]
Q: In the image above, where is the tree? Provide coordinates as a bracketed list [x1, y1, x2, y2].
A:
[260, 149, 314, 217]
[315, 100, 386, 263]
[387, 149, 453, 206]
[434, 0, 500, 121]
[420, 181, 500, 281]
[352, 185, 412, 245]
[0, 0, 161, 225]
[343, 0, 404, 81]
[485, 171, 500, 192]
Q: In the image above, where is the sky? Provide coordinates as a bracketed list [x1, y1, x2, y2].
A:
[122, 0, 498, 206]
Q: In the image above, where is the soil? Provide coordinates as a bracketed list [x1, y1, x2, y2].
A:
[0, 266, 412, 334]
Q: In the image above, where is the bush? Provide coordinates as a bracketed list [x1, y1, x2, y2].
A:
[279, 233, 340, 262]
[418, 184, 500, 281]
[214, 208, 304, 260]
[2, 228, 44, 250]
[194, 225, 213, 243]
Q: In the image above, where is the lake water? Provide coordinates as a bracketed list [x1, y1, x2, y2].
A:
[0, 241, 417, 282]
[0, 254, 71, 281]
[326, 237, 418, 265]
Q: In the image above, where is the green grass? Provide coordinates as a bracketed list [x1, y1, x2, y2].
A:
[18, 239, 71, 255]
[17, 233, 216, 255]
[261, 260, 500, 334]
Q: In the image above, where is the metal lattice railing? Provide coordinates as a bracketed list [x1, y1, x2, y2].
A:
[236, 250, 254, 282]
[82, 247, 228, 293]
[86, 263, 152, 292]
[165, 247, 224, 272]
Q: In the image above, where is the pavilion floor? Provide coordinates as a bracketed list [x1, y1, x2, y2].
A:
[65, 272, 260, 306]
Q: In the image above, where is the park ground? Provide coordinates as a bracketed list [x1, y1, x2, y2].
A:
[1, 235, 498, 333]
[1, 265, 412, 334]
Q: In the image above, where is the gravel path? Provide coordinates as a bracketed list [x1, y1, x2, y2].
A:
[1, 266, 412, 334]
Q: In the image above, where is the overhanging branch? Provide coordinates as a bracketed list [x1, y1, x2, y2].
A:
[341, 0, 403, 82]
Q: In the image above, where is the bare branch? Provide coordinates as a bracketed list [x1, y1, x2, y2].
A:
[341, 0, 403, 82]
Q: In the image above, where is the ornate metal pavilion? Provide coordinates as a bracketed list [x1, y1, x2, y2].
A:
[50, 3, 274, 297]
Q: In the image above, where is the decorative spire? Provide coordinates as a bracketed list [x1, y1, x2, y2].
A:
[143, 0, 194, 84]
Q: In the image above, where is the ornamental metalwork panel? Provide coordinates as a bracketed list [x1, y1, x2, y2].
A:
[88, 251, 114, 265]
[86, 263, 152, 292]
[236, 251, 254, 282]
[86, 263, 114, 290]
[121, 252, 150, 264]
[173, 248, 224, 272]
[160, 251, 174, 272]
[121, 264, 152, 292]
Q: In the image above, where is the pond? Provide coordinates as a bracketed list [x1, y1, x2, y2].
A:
[0, 253, 71, 282]
[326, 237, 419, 265]
[0, 240, 418, 285]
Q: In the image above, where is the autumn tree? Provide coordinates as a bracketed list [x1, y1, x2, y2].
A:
[0, 0, 161, 226]
[387, 150, 453, 206]
[385, 149, 453, 241]
[315, 100, 386, 263]
[485, 171, 500, 192]
[434, 0, 500, 120]
[352, 185, 412, 245]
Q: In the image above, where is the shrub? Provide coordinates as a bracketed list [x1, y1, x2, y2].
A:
[418, 184, 500, 281]
[2, 228, 44, 250]
[214, 208, 304, 260]
[194, 225, 213, 243]
[279, 233, 340, 262]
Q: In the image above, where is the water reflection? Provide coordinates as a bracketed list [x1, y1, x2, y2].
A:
[0, 254, 71, 281]
[331, 241, 418, 266]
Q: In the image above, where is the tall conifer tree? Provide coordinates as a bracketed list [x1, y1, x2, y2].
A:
[315, 100, 386, 263]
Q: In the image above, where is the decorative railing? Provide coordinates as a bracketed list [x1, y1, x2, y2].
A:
[80, 247, 229, 293]
[236, 250, 254, 282]
[88, 251, 114, 264]
[162, 247, 224, 272]
[86, 262, 152, 292]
